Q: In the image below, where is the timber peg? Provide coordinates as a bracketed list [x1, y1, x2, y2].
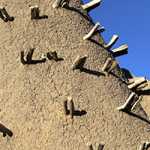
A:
[0, 6, 14, 22]
[82, 0, 102, 12]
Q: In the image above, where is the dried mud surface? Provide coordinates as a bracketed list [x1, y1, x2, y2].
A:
[0, 0, 150, 149]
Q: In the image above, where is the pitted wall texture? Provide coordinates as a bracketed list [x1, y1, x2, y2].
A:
[0, 0, 150, 149]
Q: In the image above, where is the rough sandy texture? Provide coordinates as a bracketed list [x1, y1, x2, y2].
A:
[0, 0, 150, 149]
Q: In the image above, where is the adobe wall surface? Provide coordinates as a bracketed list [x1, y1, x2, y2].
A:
[0, 0, 150, 149]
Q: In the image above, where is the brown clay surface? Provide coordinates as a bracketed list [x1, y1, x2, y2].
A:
[0, 0, 150, 149]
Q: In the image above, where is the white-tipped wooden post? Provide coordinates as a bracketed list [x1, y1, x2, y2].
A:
[0, 123, 13, 137]
[35, 6, 39, 19]
[71, 55, 87, 70]
[117, 92, 136, 112]
[0, 7, 10, 21]
[26, 48, 34, 64]
[104, 35, 119, 50]
[145, 142, 150, 149]
[50, 51, 59, 61]
[86, 142, 93, 150]
[0, 7, 13, 21]
[21, 51, 26, 64]
[0, 8, 7, 21]
[136, 82, 148, 90]
[128, 77, 147, 90]
[63, 98, 69, 115]
[102, 57, 111, 72]
[31, 7, 35, 19]
[82, 0, 102, 12]
[52, 0, 62, 8]
[41, 54, 46, 59]
[112, 45, 128, 57]
[83, 22, 100, 40]
[139, 142, 146, 150]
[46, 52, 53, 60]
[131, 95, 141, 111]
[68, 97, 74, 118]
[97, 143, 104, 150]
[61, 0, 70, 8]
[30, 6, 39, 19]
[107, 60, 119, 73]
[92, 26, 105, 36]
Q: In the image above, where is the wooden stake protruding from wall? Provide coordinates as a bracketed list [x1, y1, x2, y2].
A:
[86, 142, 93, 150]
[139, 141, 150, 150]
[107, 60, 119, 73]
[68, 97, 74, 118]
[92, 27, 105, 36]
[112, 45, 128, 57]
[82, 0, 102, 12]
[21, 51, 26, 64]
[61, 0, 70, 8]
[63, 98, 69, 115]
[53, 0, 62, 8]
[97, 143, 104, 150]
[46, 52, 53, 60]
[86, 142, 104, 150]
[26, 48, 34, 64]
[117, 92, 138, 112]
[102, 57, 111, 72]
[50, 51, 59, 61]
[128, 77, 147, 90]
[0, 123, 13, 137]
[104, 35, 119, 50]
[71, 55, 87, 70]
[31, 6, 39, 19]
[83, 22, 101, 40]
[131, 95, 142, 111]
[52, 0, 69, 8]
[46, 51, 59, 61]
[102, 58, 119, 76]
[139, 142, 146, 150]
[0, 6, 14, 21]
[145, 142, 150, 149]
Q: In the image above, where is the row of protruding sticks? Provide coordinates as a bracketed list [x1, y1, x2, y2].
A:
[0, 0, 101, 21]
[21, 50, 148, 112]
[1, 0, 149, 149]
[0, 1, 129, 58]
[0, 122, 149, 150]
[86, 141, 150, 150]
[117, 77, 148, 112]
[0, 10, 128, 58]
[1, 2, 127, 58]
[21, 48, 59, 64]
[20, 47, 119, 77]
[83, 22, 128, 57]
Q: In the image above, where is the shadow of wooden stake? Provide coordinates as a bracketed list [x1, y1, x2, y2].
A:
[26, 48, 34, 64]
[0, 123, 13, 137]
